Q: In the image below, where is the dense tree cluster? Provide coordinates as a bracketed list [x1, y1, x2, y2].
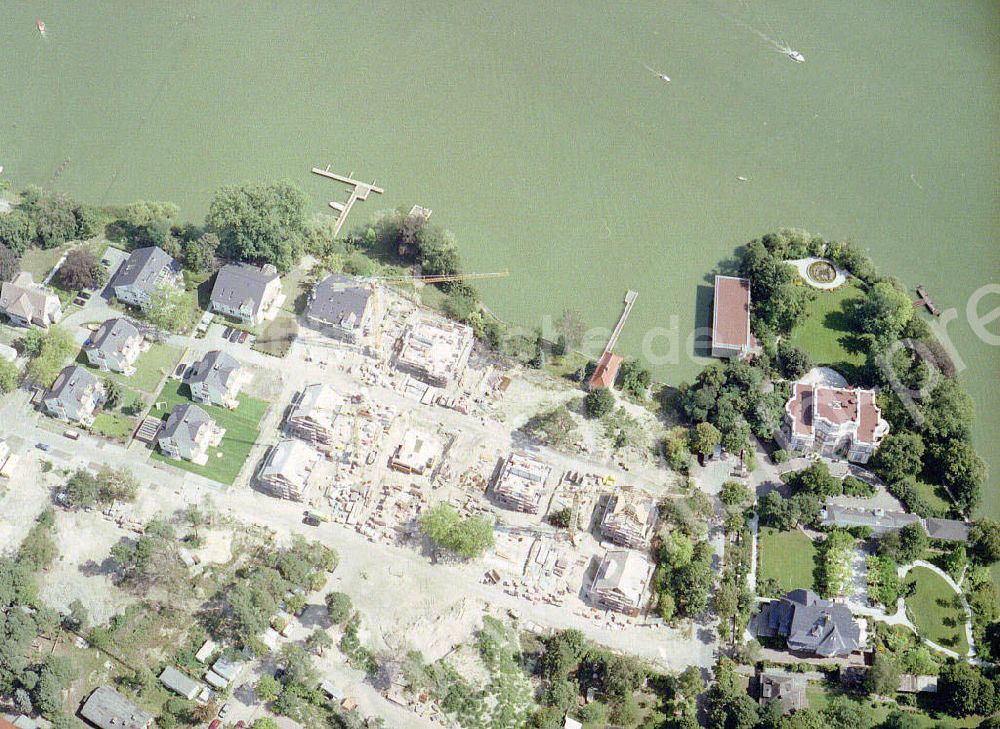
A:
[419, 503, 495, 559]
[18, 325, 77, 386]
[56, 247, 104, 291]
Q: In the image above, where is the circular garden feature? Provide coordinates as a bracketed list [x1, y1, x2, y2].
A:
[806, 259, 837, 284]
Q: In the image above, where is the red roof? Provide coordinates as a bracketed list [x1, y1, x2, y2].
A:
[589, 351, 623, 390]
[712, 275, 751, 349]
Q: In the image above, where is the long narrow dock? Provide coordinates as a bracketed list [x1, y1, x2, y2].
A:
[913, 285, 940, 316]
[311, 166, 385, 237]
[605, 289, 638, 354]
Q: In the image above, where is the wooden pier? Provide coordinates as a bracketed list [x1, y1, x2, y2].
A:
[311, 166, 385, 237]
[605, 289, 639, 354]
[913, 285, 940, 316]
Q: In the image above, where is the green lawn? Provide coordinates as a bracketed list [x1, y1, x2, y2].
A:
[149, 380, 268, 485]
[911, 478, 952, 515]
[77, 342, 182, 394]
[905, 566, 970, 656]
[90, 412, 136, 442]
[787, 281, 867, 381]
[757, 526, 817, 593]
[805, 684, 979, 728]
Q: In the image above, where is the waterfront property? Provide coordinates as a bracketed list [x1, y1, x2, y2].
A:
[600, 490, 658, 549]
[285, 383, 346, 452]
[209, 262, 283, 325]
[187, 350, 247, 409]
[393, 312, 473, 388]
[0, 272, 62, 328]
[157, 403, 225, 465]
[754, 589, 864, 658]
[305, 273, 372, 344]
[711, 275, 759, 359]
[390, 429, 441, 475]
[588, 549, 655, 615]
[491, 451, 551, 514]
[83, 317, 143, 374]
[43, 365, 104, 425]
[588, 351, 622, 391]
[777, 381, 889, 464]
[111, 246, 182, 309]
[257, 438, 322, 501]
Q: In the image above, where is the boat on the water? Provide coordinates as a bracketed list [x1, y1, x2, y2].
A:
[785, 48, 805, 63]
[36, 19, 46, 35]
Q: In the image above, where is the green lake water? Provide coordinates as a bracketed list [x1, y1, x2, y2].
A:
[2, 1, 998, 514]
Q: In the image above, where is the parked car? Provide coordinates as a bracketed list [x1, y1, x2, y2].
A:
[36, 443, 51, 452]
[238, 331, 248, 344]
[208, 720, 221, 729]
[228, 329, 241, 343]
[222, 327, 233, 339]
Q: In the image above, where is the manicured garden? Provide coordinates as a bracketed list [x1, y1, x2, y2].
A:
[149, 380, 268, 485]
[757, 526, 817, 593]
[787, 280, 867, 380]
[905, 566, 970, 656]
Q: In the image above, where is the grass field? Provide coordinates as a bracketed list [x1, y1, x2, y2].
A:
[90, 412, 135, 442]
[149, 380, 267, 485]
[788, 281, 867, 382]
[757, 527, 817, 593]
[77, 342, 182, 394]
[911, 478, 952, 515]
[905, 566, 970, 656]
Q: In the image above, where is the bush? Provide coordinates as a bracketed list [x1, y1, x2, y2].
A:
[771, 449, 789, 464]
[584, 387, 614, 419]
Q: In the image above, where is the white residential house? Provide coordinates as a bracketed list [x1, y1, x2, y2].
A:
[42, 366, 104, 426]
[111, 246, 182, 309]
[83, 318, 143, 374]
[777, 381, 889, 464]
[157, 404, 225, 465]
[0, 272, 62, 328]
[257, 439, 322, 501]
[208, 263, 283, 325]
[305, 274, 372, 344]
[187, 350, 247, 409]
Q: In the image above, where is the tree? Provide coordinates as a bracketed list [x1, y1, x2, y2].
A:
[420, 503, 495, 559]
[95, 466, 139, 505]
[934, 440, 985, 513]
[104, 379, 123, 410]
[206, 180, 308, 272]
[0, 243, 22, 283]
[777, 340, 811, 379]
[662, 426, 692, 471]
[252, 720, 278, 729]
[64, 598, 89, 632]
[0, 210, 37, 254]
[719, 481, 753, 512]
[584, 387, 614, 419]
[24, 325, 76, 386]
[143, 282, 196, 333]
[277, 643, 317, 688]
[864, 653, 900, 696]
[878, 522, 928, 564]
[690, 422, 721, 457]
[57, 248, 103, 291]
[938, 660, 998, 716]
[787, 462, 841, 497]
[325, 592, 353, 624]
[920, 378, 975, 444]
[181, 232, 219, 273]
[618, 359, 651, 398]
[855, 281, 913, 344]
[33, 193, 79, 248]
[521, 406, 578, 448]
[871, 432, 924, 483]
[254, 675, 281, 703]
[970, 520, 1000, 565]
[821, 695, 873, 729]
[540, 629, 586, 681]
[0, 358, 18, 394]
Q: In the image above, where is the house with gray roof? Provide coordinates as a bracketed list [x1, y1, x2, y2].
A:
[84, 318, 143, 374]
[754, 589, 864, 657]
[0, 272, 62, 328]
[159, 667, 202, 700]
[78, 686, 153, 729]
[820, 504, 921, 535]
[157, 404, 224, 464]
[924, 517, 971, 543]
[187, 350, 247, 408]
[755, 670, 808, 713]
[111, 246, 182, 309]
[43, 366, 104, 426]
[305, 274, 372, 343]
[209, 263, 283, 325]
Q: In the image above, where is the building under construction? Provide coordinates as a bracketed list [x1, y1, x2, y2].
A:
[285, 383, 346, 452]
[491, 451, 552, 514]
[600, 490, 658, 549]
[389, 429, 442, 475]
[393, 312, 473, 388]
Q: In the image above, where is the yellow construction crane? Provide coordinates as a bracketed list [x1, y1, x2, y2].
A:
[368, 271, 510, 285]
